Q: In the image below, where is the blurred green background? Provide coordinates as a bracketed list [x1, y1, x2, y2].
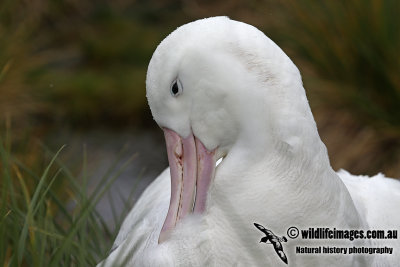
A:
[1, 0, 399, 175]
[1, 0, 399, 265]
[1, 0, 399, 176]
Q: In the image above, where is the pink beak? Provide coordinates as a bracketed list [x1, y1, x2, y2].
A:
[159, 128, 216, 243]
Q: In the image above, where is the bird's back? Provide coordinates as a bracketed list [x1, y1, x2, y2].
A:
[338, 170, 400, 266]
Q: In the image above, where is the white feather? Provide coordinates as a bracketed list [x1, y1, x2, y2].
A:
[98, 17, 400, 267]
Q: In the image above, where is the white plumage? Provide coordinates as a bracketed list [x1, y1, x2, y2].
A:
[98, 17, 400, 266]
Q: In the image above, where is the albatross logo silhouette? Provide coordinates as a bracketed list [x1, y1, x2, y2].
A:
[254, 223, 288, 264]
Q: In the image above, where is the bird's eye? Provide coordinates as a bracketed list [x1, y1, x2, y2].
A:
[171, 79, 183, 96]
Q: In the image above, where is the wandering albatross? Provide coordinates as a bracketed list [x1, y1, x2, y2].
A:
[98, 17, 400, 266]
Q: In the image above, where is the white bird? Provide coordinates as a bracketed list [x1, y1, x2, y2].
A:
[98, 17, 400, 266]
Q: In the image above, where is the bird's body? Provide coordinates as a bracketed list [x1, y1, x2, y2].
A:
[98, 17, 400, 266]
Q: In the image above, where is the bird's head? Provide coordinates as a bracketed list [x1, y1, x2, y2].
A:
[146, 17, 321, 243]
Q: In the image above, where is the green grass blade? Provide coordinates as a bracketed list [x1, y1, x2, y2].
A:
[16, 145, 65, 265]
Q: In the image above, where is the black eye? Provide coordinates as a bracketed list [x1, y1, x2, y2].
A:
[172, 82, 179, 95]
[170, 79, 182, 96]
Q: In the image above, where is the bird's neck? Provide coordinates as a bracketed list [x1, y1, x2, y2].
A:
[212, 121, 363, 231]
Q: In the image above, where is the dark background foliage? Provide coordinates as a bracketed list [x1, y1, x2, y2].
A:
[1, 0, 399, 265]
